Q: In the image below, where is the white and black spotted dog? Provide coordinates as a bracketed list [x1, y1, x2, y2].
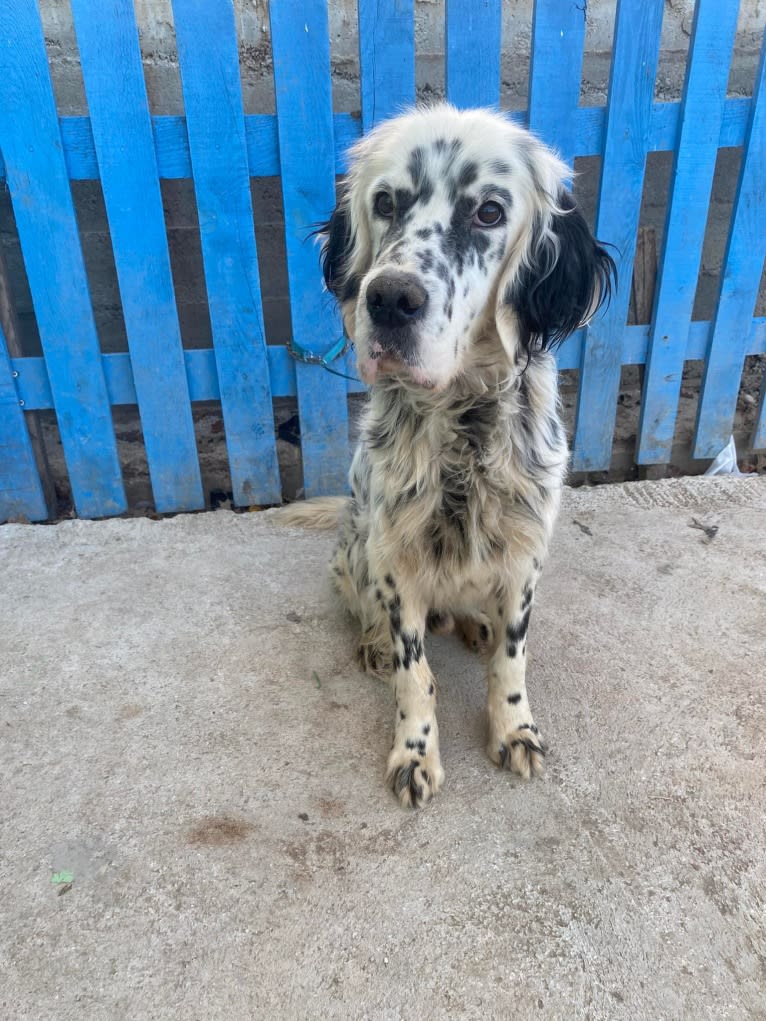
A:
[276, 104, 615, 808]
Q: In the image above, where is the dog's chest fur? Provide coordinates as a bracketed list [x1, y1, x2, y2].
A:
[349, 354, 568, 591]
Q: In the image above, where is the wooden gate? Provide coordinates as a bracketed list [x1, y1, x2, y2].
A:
[0, 0, 764, 520]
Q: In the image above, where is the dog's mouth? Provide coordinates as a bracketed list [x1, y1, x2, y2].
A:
[358, 353, 436, 389]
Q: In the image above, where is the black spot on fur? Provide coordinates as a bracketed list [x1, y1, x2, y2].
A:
[428, 683, 435, 696]
[384, 574, 396, 589]
[416, 226, 433, 240]
[491, 159, 511, 175]
[441, 196, 493, 275]
[393, 759, 423, 801]
[392, 653, 401, 671]
[400, 710, 406, 721]
[407, 147, 425, 188]
[416, 249, 435, 273]
[389, 595, 402, 636]
[458, 396, 498, 455]
[458, 161, 478, 189]
[400, 631, 424, 670]
[507, 693, 522, 704]
[433, 137, 463, 159]
[422, 723, 431, 735]
[507, 607, 532, 643]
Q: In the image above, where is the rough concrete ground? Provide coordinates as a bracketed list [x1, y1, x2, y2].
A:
[1, 477, 765, 1020]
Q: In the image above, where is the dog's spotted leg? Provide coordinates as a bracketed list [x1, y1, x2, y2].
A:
[486, 571, 546, 779]
[380, 574, 444, 808]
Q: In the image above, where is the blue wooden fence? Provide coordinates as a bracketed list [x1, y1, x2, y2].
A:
[0, 0, 764, 521]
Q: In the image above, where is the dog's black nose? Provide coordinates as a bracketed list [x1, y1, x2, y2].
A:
[366, 272, 428, 328]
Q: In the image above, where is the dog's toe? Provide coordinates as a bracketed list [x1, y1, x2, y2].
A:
[489, 723, 546, 779]
[386, 744, 444, 808]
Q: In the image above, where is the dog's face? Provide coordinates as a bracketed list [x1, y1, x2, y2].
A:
[319, 105, 615, 390]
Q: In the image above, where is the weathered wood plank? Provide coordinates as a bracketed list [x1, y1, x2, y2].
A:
[72, 0, 204, 513]
[0, 0, 126, 517]
[12, 317, 766, 410]
[172, 0, 281, 505]
[694, 32, 766, 459]
[572, 0, 664, 471]
[358, 0, 415, 129]
[270, 0, 350, 497]
[1, 100, 755, 186]
[446, 0, 501, 109]
[528, 0, 587, 168]
[0, 320, 48, 522]
[0, 243, 55, 518]
[637, 0, 739, 465]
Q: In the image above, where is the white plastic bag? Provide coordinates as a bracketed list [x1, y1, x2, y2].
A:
[704, 435, 748, 477]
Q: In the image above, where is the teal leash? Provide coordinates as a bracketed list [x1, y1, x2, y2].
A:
[286, 335, 363, 384]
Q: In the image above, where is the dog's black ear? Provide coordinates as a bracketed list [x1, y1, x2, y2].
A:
[509, 191, 617, 352]
[313, 198, 359, 302]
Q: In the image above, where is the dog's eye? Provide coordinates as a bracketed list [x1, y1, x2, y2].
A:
[474, 200, 504, 227]
[374, 192, 395, 218]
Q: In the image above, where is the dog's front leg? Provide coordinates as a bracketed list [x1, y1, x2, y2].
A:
[486, 567, 546, 779]
[376, 573, 444, 808]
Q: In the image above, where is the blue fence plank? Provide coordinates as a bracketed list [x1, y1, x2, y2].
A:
[637, 0, 739, 466]
[171, 0, 281, 506]
[528, 0, 587, 169]
[694, 32, 766, 460]
[71, 0, 204, 513]
[0, 1, 125, 517]
[358, 0, 415, 130]
[0, 323, 47, 522]
[270, 1, 350, 497]
[446, 0, 501, 109]
[1, 100, 756, 187]
[14, 317, 766, 412]
[572, 0, 664, 471]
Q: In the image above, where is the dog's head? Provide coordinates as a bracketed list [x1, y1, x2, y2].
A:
[317, 104, 615, 390]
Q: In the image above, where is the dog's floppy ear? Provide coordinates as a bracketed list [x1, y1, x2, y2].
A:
[500, 191, 617, 355]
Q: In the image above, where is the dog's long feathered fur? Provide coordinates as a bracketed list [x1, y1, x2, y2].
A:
[273, 105, 615, 808]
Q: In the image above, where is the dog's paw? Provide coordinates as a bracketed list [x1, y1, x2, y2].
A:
[386, 736, 444, 808]
[426, 610, 455, 636]
[356, 642, 392, 678]
[456, 613, 494, 655]
[488, 722, 546, 779]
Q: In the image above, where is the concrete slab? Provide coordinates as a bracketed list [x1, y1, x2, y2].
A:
[1, 477, 765, 1020]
